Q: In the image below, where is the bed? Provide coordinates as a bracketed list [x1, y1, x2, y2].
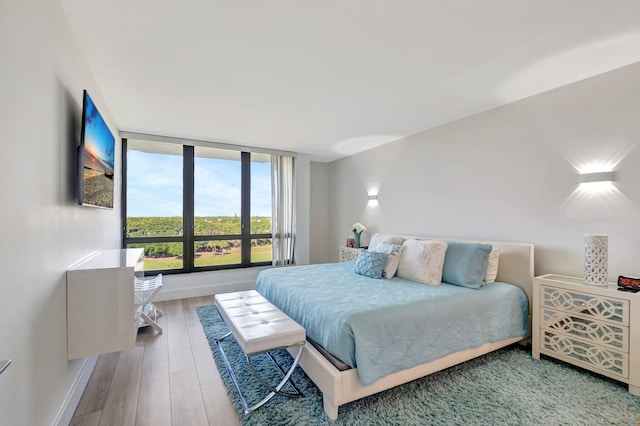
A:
[255, 236, 534, 420]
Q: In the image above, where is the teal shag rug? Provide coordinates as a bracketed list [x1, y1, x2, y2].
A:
[198, 305, 640, 425]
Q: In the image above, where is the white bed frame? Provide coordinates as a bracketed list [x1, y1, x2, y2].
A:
[287, 237, 535, 420]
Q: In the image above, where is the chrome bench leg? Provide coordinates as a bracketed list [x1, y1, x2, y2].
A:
[214, 333, 304, 414]
[245, 344, 304, 412]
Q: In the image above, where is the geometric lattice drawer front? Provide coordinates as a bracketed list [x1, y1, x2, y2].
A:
[542, 286, 629, 326]
[541, 308, 628, 351]
[340, 251, 360, 262]
[542, 330, 628, 378]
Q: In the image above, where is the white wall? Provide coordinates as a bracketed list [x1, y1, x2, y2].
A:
[154, 267, 268, 302]
[327, 62, 640, 281]
[294, 154, 312, 265]
[0, 2, 121, 425]
[310, 162, 331, 264]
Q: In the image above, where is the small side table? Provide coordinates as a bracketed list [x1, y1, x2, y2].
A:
[339, 246, 366, 262]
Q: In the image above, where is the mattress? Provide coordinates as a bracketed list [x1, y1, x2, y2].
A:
[256, 261, 528, 386]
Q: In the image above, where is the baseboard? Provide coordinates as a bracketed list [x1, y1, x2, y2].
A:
[53, 355, 98, 426]
[154, 280, 256, 301]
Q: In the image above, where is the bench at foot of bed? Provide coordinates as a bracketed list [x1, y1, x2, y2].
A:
[214, 290, 306, 414]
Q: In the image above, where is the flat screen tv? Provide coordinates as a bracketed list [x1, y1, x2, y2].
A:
[78, 90, 115, 208]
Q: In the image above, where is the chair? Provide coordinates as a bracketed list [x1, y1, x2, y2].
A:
[134, 274, 163, 333]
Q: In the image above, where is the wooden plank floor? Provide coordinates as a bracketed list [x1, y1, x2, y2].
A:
[70, 296, 240, 426]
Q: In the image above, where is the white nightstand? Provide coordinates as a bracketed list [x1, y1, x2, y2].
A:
[339, 246, 365, 262]
[532, 274, 640, 395]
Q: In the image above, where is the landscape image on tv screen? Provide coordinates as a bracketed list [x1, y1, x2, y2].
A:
[80, 91, 115, 208]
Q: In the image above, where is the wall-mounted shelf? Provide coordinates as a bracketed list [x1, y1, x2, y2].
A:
[66, 248, 144, 359]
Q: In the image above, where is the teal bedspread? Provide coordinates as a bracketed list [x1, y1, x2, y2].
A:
[256, 262, 528, 386]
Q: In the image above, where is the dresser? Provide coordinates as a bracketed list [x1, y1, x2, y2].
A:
[339, 246, 365, 262]
[532, 274, 639, 395]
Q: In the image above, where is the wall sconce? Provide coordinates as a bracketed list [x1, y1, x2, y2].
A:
[578, 171, 617, 184]
[368, 194, 378, 201]
[577, 170, 617, 195]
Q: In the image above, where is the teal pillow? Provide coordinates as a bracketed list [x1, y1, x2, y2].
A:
[354, 251, 388, 279]
[442, 242, 492, 289]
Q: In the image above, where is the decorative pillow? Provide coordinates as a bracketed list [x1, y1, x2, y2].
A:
[396, 239, 448, 285]
[441, 241, 492, 289]
[374, 242, 403, 279]
[484, 248, 500, 284]
[354, 251, 388, 279]
[368, 233, 403, 252]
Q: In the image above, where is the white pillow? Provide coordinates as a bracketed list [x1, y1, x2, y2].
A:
[484, 248, 500, 284]
[368, 233, 403, 252]
[375, 242, 403, 279]
[397, 239, 448, 285]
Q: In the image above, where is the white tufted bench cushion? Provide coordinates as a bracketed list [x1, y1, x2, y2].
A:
[214, 290, 305, 355]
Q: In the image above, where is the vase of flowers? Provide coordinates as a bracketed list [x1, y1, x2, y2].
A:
[352, 222, 366, 248]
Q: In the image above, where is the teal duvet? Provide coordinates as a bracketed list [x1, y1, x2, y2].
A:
[256, 262, 528, 386]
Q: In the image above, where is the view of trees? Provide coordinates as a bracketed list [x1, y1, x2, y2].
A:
[126, 216, 272, 265]
[126, 216, 184, 237]
[127, 216, 271, 238]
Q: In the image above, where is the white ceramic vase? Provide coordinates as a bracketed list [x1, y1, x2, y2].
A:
[584, 234, 608, 286]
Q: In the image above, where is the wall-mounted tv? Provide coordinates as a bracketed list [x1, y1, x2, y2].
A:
[78, 90, 115, 208]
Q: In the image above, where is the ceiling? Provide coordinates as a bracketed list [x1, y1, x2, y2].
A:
[60, 0, 640, 162]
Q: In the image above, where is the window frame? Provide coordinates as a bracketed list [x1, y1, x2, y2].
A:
[122, 139, 272, 275]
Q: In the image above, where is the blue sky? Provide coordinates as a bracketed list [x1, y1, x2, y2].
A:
[126, 151, 272, 217]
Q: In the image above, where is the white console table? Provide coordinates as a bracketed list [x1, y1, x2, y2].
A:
[66, 248, 144, 359]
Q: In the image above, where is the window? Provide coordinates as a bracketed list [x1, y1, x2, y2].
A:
[123, 139, 273, 273]
[124, 141, 184, 271]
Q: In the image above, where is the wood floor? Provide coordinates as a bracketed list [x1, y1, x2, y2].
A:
[69, 296, 241, 426]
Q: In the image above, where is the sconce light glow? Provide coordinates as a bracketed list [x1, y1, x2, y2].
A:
[578, 181, 615, 195]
